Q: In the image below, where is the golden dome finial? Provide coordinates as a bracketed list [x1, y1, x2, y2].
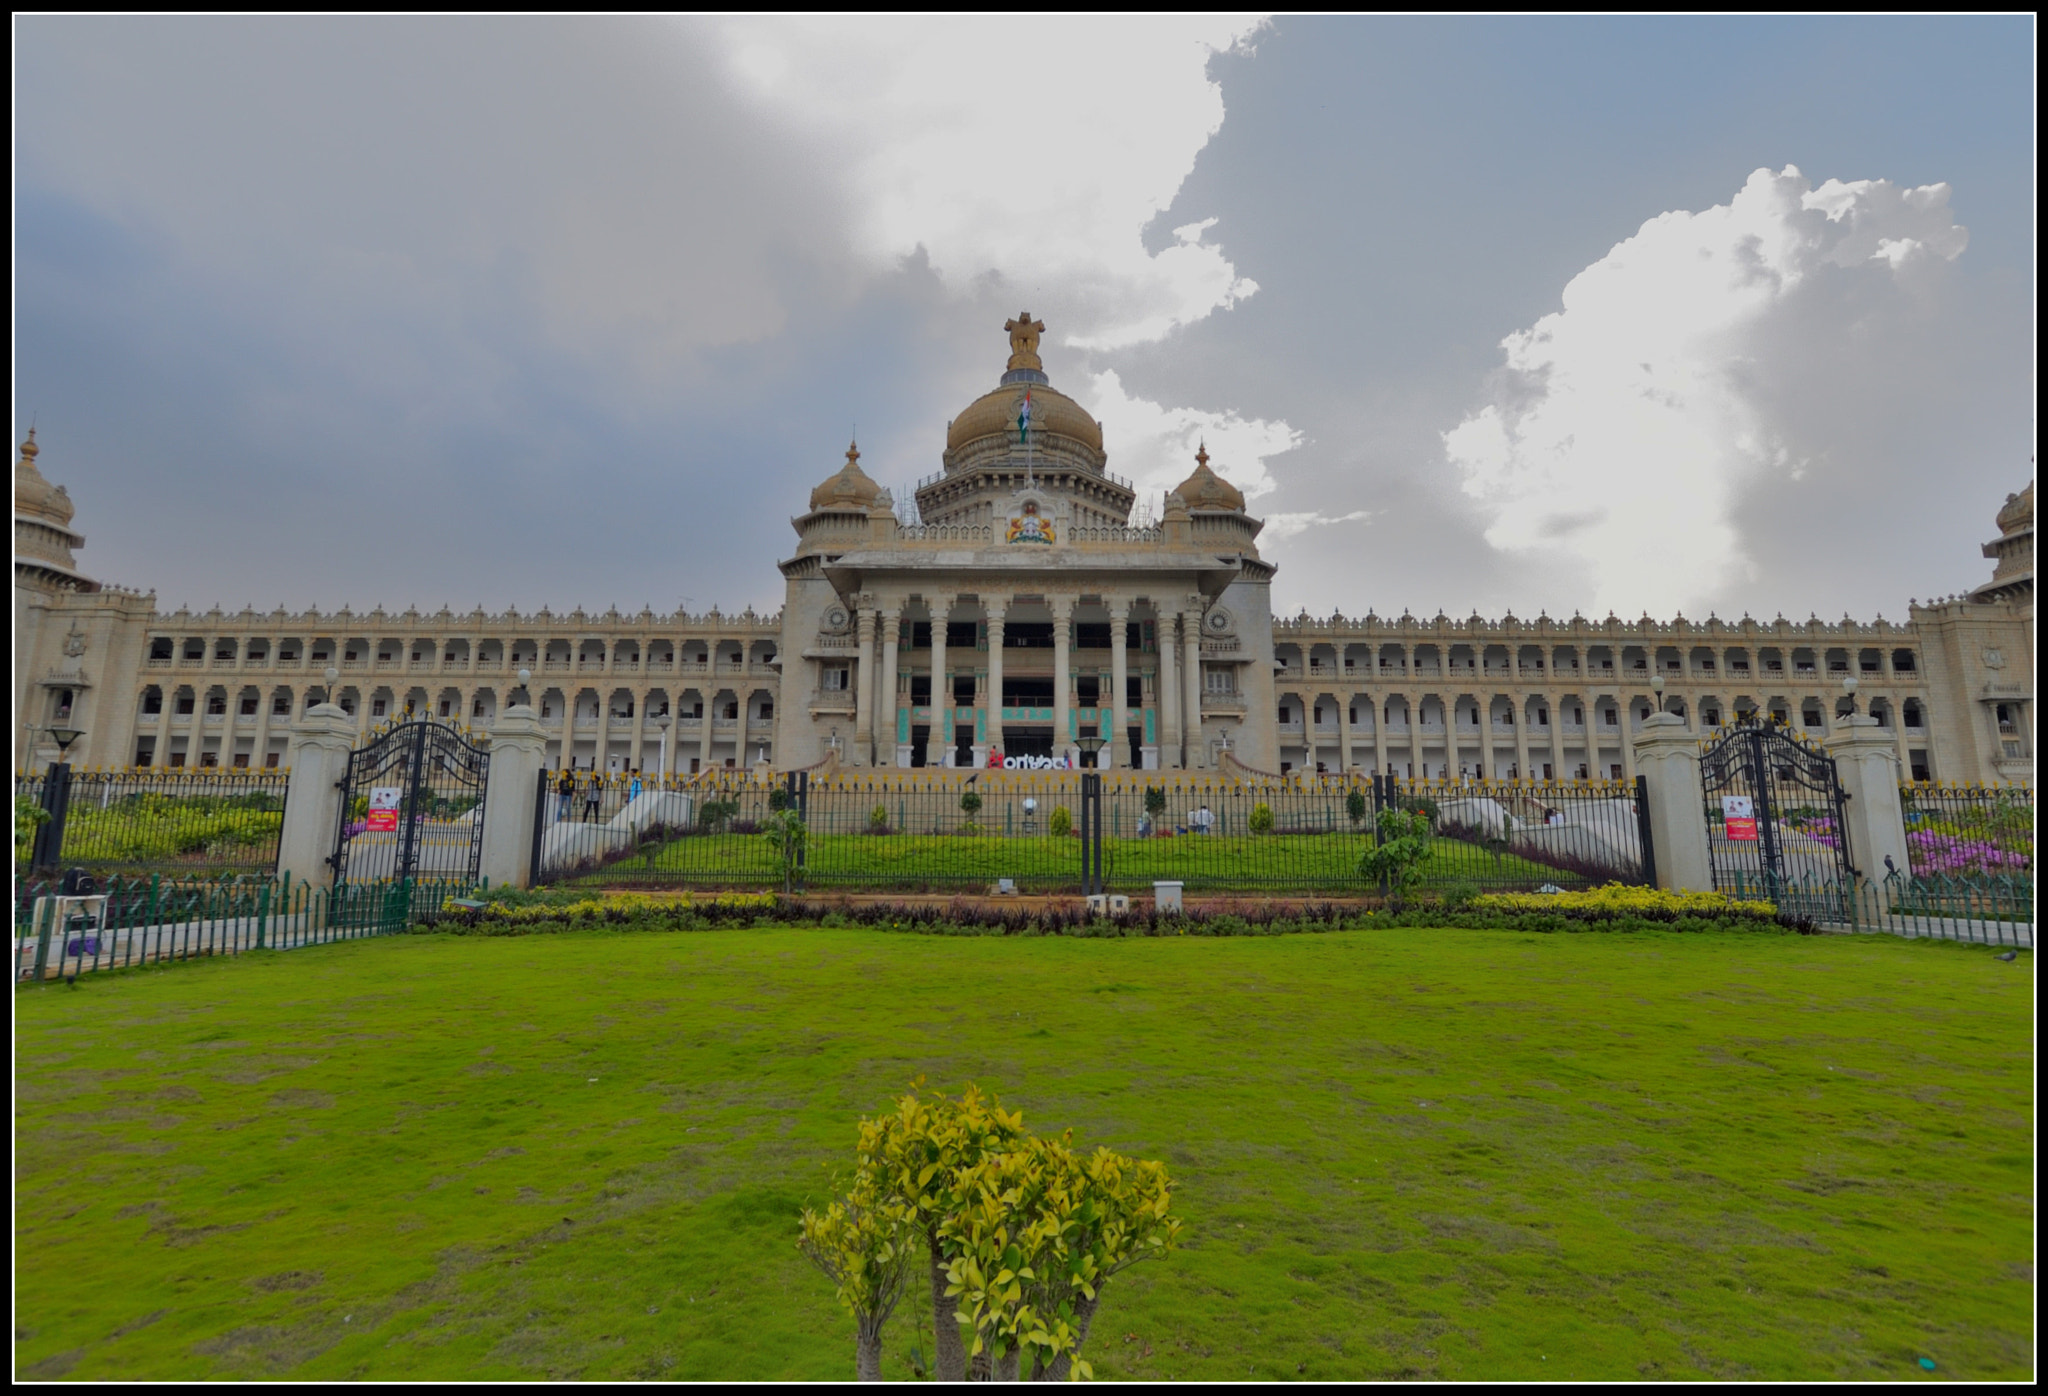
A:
[1196, 439, 1209, 469]
[1003, 311, 1046, 372]
[19, 427, 38, 462]
[845, 439, 860, 468]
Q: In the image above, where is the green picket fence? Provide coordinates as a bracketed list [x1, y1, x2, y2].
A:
[12, 873, 480, 983]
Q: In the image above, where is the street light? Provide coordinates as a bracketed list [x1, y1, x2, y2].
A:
[1074, 727, 1106, 770]
[1841, 673, 1859, 716]
[1650, 672, 1666, 713]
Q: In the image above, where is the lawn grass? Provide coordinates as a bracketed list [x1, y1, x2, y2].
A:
[580, 830, 1586, 893]
[14, 925, 2033, 1380]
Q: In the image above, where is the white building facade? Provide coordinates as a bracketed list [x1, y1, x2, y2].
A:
[13, 319, 2035, 786]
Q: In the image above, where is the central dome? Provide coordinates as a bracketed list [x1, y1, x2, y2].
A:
[945, 379, 1103, 455]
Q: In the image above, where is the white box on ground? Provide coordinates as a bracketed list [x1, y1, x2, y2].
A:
[1153, 881, 1183, 913]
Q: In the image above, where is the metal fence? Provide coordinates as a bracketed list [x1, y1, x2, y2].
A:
[1897, 781, 2032, 881]
[536, 769, 1653, 896]
[15, 766, 290, 881]
[12, 872, 476, 982]
[1754, 870, 2034, 949]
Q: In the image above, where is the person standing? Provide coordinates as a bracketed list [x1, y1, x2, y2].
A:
[555, 771, 575, 823]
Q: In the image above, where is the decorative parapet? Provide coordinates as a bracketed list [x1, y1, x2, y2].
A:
[1270, 611, 1911, 641]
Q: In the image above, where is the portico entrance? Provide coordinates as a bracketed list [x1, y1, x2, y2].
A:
[1002, 726, 1056, 759]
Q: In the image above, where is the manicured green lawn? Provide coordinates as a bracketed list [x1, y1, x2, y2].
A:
[14, 926, 2032, 1380]
[584, 830, 1585, 892]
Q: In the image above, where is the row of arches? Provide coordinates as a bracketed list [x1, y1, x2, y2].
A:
[1272, 641, 1922, 681]
[1267, 689, 1936, 780]
[145, 634, 778, 672]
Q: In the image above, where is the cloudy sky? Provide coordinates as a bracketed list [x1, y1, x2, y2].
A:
[14, 16, 2034, 622]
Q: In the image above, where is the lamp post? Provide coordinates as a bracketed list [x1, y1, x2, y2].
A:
[1650, 672, 1666, 715]
[1075, 727, 1106, 771]
[323, 665, 341, 709]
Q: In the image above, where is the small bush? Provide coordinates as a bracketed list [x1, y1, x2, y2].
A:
[959, 790, 983, 817]
[867, 804, 892, 835]
[1247, 802, 1275, 835]
[1049, 805, 1073, 838]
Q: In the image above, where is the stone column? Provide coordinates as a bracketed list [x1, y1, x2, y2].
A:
[1513, 695, 1531, 781]
[1051, 596, 1074, 767]
[1825, 714, 1910, 882]
[1631, 712, 1713, 892]
[928, 595, 951, 765]
[853, 605, 877, 766]
[1158, 614, 1180, 767]
[1182, 609, 1204, 769]
[1107, 598, 1130, 770]
[592, 688, 611, 774]
[878, 603, 904, 766]
[479, 704, 548, 889]
[628, 688, 647, 773]
[1618, 694, 1638, 782]
[1338, 694, 1354, 771]
[984, 600, 1008, 761]
[275, 703, 356, 890]
[250, 692, 273, 771]
[698, 687, 715, 776]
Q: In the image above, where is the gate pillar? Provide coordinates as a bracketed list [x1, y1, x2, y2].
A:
[278, 702, 357, 890]
[481, 705, 550, 889]
[1631, 713, 1714, 892]
[1825, 715, 1907, 882]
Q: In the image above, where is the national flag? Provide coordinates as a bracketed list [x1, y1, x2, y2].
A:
[1017, 389, 1032, 444]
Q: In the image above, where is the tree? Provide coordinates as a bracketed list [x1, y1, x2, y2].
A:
[958, 789, 984, 837]
[799, 1175, 916, 1381]
[760, 808, 807, 893]
[1345, 788, 1368, 827]
[807, 1083, 1182, 1383]
[1143, 786, 1166, 820]
[862, 1084, 1024, 1381]
[1358, 804, 1433, 905]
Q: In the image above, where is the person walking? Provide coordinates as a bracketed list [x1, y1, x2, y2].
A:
[555, 771, 574, 823]
[582, 770, 603, 823]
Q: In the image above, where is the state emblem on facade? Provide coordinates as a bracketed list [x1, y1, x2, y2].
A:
[1006, 500, 1055, 545]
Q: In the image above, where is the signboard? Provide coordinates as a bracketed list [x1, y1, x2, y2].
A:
[365, 785, 404, 833]
[1720, 794, 1757, 842]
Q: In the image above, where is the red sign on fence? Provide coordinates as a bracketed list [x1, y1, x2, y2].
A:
[365, 786, 403, 833]
[1721, 794, 1757, 842]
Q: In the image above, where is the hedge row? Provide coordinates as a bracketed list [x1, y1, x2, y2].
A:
[423, 894, 1816, 939]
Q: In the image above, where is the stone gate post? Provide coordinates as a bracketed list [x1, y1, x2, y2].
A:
[1630, 712, 1714, 892]
[276, 703, 356, 890]
[480, 705, 549, 889]
[1825, 714, 1910, 882]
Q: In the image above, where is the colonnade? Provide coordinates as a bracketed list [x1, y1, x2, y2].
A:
[1272, 685, 1930, 781]
[835, 592, 1217, 769]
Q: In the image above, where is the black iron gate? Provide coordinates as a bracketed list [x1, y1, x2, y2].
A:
[331, 719, 490, 885]
[1700, 718, 1856, 916]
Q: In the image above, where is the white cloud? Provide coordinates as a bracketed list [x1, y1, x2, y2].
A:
[1083, 367, 1301, 503]
[1444, 165, 1968, 616]
[1259, 509, 1371, 542]
[710, 16, 1269, 352]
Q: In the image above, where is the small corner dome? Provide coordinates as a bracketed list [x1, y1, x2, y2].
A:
[15, 429, 75, 529]
[1996, 480, 2033, 535]
[809, 442, 884, 511]
[1170, 443, 1245, 513]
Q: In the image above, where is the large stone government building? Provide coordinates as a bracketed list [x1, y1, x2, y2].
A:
[14, 318, 2036, 785]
